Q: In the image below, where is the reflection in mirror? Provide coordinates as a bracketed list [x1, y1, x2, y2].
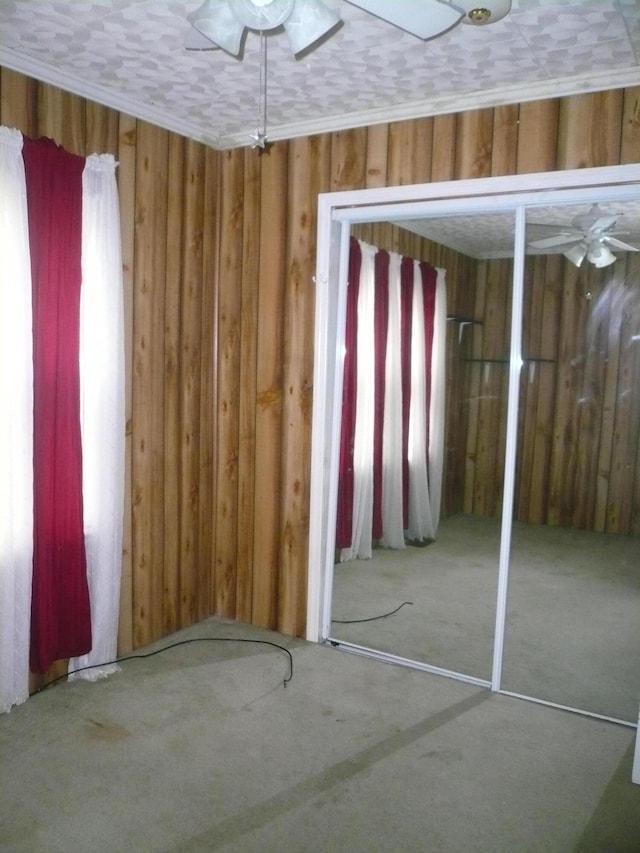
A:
[330, 211, 516, 682]
[502, 201, 640, 722]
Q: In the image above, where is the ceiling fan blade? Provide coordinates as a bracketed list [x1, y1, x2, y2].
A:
[528, 233, 582, 249]
[603, 235, 640, 252]
[344, 0, 463, 40]
[588, 215, 618, 233]
[571, 203, 626, 231]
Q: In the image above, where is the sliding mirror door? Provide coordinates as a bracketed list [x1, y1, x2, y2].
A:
[501, 200, 640, 722]
[309, 167, 640, 731]
[329, 211, 516, 683]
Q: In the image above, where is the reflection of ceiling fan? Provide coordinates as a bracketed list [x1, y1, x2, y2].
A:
[186, 0, 513, 54]
[527, 204, 640, 268]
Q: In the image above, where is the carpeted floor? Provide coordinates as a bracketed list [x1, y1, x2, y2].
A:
[331, 513, 640, 723]
[2, 616, 640, 852]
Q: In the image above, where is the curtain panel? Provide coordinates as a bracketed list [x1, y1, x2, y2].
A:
[24, 136, 92, 672]
[336, 237, 447, 561]
[0, 127, 34, 712]
[0, 128, 125, 711]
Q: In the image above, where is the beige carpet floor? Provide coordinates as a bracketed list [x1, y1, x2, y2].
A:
[331, 513, 640, 723]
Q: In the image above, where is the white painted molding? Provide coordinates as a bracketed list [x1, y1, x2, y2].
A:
[1, 44, 638, 150]
[0, 47, 222, 149]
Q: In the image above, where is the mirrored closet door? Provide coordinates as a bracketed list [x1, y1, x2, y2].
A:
[309, 166, 640, 725]
[501, 201, 640, 723]
[330, 211, 517, 684]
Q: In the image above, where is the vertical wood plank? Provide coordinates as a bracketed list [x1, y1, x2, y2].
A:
[37, 84, 86, 154]
[0, 68, 39, 134]
[132, 121, 169, 647]
[621, 86, 640, 165]
[117, 113, 137, 655]
[464, 261, 487, 513]
[454, 108, 494, 179]
[387, 118, 432, 186]
[279, 133, 330, 636]
[491, 104, 519, 176]
[516, 99, 559, 174]
[572, 268, 605, 529]
[252, 142, 288, 628]
[330, 127, 367, 190]
[364, 123, 389, 188]
[603, 255, 640, 533]
[179, 139, 206, 627]
[215, 148, 245, 617]
[527, 255, 561, 524]
[199, 145, 220, 620]
[547, 263, 584, 526]
[162, 133, 185, 636]
[235, 145, 262, 624]
[85, 99, 120, 155]
[430, 113, 457, 182]
[557, 90, 624, 169]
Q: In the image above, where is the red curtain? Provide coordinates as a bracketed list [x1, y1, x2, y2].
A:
[23, 137, 92, 673]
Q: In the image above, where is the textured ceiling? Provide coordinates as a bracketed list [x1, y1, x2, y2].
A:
[0, 0, 639, 150]
[398, 201, 640, 258]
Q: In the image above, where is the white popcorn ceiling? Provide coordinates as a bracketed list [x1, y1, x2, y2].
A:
[398, 202, 640, 259]
[0, 0, 639, 152]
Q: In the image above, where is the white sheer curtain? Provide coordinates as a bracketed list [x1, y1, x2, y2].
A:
[0, 130, 125, 709]
[69, 154, 125, 681]
[0, 127, 34, 712]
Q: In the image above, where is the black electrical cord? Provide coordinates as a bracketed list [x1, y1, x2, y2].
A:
[33, 636, 294, 694]
[332, 600, 413, 624]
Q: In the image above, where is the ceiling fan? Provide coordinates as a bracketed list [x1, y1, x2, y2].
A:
[185, 0, 513, 54]
[184, 0, 513, 147]
[527, 204, 640, 269]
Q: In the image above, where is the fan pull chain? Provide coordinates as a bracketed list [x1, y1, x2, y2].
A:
[250, 31, 269, 149]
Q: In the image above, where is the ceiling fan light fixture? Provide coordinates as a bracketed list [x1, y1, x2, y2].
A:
[587, 242, 616, 268]
[467, 8, 492, 24]
[457, 0, 512, 25]
[284, 0, 342, 56]
[191, 0, 245, 55]
[233, 0, 295, 30]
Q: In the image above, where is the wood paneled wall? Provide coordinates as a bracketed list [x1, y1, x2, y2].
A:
[2, 66, 638, 657]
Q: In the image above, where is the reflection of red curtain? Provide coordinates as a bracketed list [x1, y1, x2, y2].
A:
[335, 239, 361, 549]
[24, 137, 92, 673]
[400, 257, 414, 528]
[336, 240, 438, 552]
[420, 260, 437, 450]
[372, 250, 389, 540]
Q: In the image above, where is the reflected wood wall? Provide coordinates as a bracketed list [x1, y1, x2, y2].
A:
[2, 67, 638, 663]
